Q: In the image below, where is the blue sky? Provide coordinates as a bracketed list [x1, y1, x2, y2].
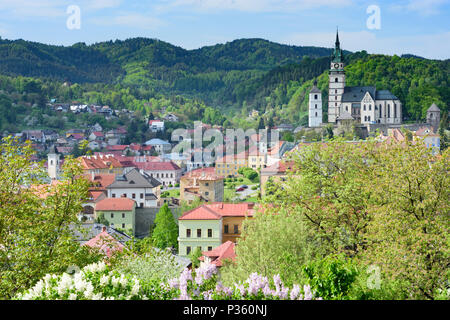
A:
[0, 0, 448, 59]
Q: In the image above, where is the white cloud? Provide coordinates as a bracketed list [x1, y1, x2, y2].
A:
[282, 30, 450, 60]
[93, 13, 164, 30]
[158, 0, 353, 13]
[390, 0, 447, 16]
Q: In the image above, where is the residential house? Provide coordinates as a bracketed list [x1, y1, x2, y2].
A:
[83, 226, 126, 258]
[149, 119, 165, 132]
[199, 241, 236, 268]
[95, 198, 137, 236]
[178, 202, 254, 257]
[134, 161, 182, 187]
[215, 151, 248, 177]
[106, 145, 130, 155]
[106, 168, 161, 208]
[89, 131, 105, 142]
[144, 138, 172, 154]
[23, 130, 46, 144]
[180, 167, 224, 204]
[80, 154, 124, 175]
[414, 127, 441, 155]
[260, 161, 295, 197]
[163, 113, 179, 122]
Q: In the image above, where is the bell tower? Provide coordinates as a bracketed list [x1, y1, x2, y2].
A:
[328, 29, 345, 123]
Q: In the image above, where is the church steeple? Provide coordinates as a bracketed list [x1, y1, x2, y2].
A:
[332, 28, 343, 63]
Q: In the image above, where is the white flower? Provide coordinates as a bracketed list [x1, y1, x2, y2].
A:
[131, 281, 140, 296]
[100, 275, 110, 286]
[111, 276, 120, 288]
[68, 293, 77, 300]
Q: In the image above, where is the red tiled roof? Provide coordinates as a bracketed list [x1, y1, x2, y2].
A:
[200, 241, 236, 267]
[83, 230, 124, 258]
[134, 161, 181, 171]
[89, 190, 106, 202]
[106, 145, 129, 151]
[181, 167, 223, 181]
[80, 155, 123, 170]
[179, 202, 254, 220]
[95, 198, 136, 211]
[85, 174, 116, 188]
[261, 161, 295, 175]
[92, 131, 104, 137]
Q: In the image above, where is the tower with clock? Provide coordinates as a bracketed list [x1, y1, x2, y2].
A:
[327, 29, 345, 123]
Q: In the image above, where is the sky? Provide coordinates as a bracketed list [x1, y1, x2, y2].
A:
[0, 0, 448, 59]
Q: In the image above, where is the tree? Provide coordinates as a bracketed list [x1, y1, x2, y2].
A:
[0, 137, 100, 298]
[151, 203, 178, 250]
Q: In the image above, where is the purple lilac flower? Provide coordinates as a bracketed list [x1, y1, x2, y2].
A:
[290, 284, 301, 300]
[303, 285, 313, 300]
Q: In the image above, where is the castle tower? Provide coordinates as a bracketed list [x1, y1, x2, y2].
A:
[48, 146, 60, 180]
[308, 80, 322, 127]
[426, 103, 441, 133]
[328, 29, 345, 123]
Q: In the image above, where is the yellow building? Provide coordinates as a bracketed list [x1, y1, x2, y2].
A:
[215, 151, 248, 177]
[180, 167, 224, 204]
[260, 161, 295, 198]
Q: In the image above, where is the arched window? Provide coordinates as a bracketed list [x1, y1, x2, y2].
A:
[315, 104, 317, 109]
[335, 78, 338, 83]
[369, 105, 371, 111]
[387, 104, 390, 118]
[363, 104, 366, 111]
[315, 112, 318, 117]
[314, 94, 318, 99]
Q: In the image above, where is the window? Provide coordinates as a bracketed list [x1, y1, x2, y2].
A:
[132, 193, 136, 199]
[208, 229, 212, 238]
[387, 104, 390, 118]
[186, 246, 191, 255]
[234, 225, 239, 234]
[363, 104, 366, 111]
[315, 112, 318, 117]
[197, 229, 202, 238]
[205, 182, 209, 186]
[224, 225, 229, 234]
[208, 247, 212, 251]
[369, 105, 372, 111]
[394, 104, 397, 118]
[186, 229, 191, 238]
[314, 94, 318, 99]
[335, 90, 337, 93]
[205, 191, 209, 196]
[140, 193, 144, 199]
[111, 213, 114, 218]
[122, 213, 125, 218]
[122, 223, 125, 229]
[335, 78, 338, 82]
[315, 104, 317, 109]
[112, 194, 116, 198]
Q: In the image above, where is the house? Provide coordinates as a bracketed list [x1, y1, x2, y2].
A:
[148, 119, 165, 132]
[247, 146, 267, 170]
[199, 241, 236, 268]
[106, 168, 161, 208]
[89, 131, 105, 142]
[106, 145, 130, 155]
[260, 161, 295, 197]
[178, 202, 254, 257]
[83, 226, 126, 258]
[163, 113, 179, 122]
[414, 127, 441, 154]
[215, 151, 248, 177]
[180, 167, 224, 204]
[144, 138, 172, 154]
[23, 130, 46, 143]
[134, 161, 182, 187]
[80, 154, 124, 175]
[66, 129, 85, 138]
[43, 129, 59, 142]
[95, 198, 137, 236]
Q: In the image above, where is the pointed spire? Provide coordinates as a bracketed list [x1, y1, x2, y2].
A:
[336, 27, 340, 46]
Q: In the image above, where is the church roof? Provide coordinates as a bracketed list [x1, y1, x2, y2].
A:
[375, 90, 398, 100]
[336, 111, 354, 120]
[310, 85, 321, 94]
[342, 86, 376, 102]
[427, 103, 440, 112]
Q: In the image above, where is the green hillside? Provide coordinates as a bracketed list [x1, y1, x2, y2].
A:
[0, 37, 447, 131]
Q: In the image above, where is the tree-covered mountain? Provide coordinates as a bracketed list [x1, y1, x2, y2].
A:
[0, 36, 447, 130]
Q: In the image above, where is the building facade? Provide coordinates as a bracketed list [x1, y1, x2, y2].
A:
[309, 81, 323, 127]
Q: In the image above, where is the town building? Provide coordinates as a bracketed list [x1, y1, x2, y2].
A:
[177, 202, 254, 257]
[199, 241, 236, 268]
[106, 168, 161, 208]
[148, 119, 165, 132]
[95, 198, 137, 236]
[80, 154, 124, 175]
[144, 138, 172, 154]
[180, 167, 224, 204]
[308, 80, 323, 127]
[134, 161, 182, 187]
[215, 151, 248, 177]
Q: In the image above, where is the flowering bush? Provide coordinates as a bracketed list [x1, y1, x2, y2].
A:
[16, 261, 321, 300]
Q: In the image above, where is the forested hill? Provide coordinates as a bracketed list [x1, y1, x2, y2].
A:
[0, 37, 337, 82]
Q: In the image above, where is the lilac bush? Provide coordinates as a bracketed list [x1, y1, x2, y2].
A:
[16, 261, 321, 300]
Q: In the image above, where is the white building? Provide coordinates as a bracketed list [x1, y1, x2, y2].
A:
[47, 147, 60, 180]
[148, 120, 165, 133]
[308, 81, 323, 127]
[106, 169, 161, 208]
[134, 161, 182, 187]
[328, 30, 402, 125]
[144, 138, 172, 154]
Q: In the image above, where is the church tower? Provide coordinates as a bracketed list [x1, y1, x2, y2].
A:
[308, 80, 322, 127]
[48, 146, 60, 180]
[328, 29, 345, 123]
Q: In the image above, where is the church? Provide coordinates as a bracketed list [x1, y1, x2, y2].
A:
[309, 31, 402, 127]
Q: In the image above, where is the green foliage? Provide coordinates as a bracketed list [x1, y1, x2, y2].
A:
[151, 203, 178, 250]
[0, 137, 101, 298]
[189, 247, 203, 269]
[303, 255, 358, 300]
